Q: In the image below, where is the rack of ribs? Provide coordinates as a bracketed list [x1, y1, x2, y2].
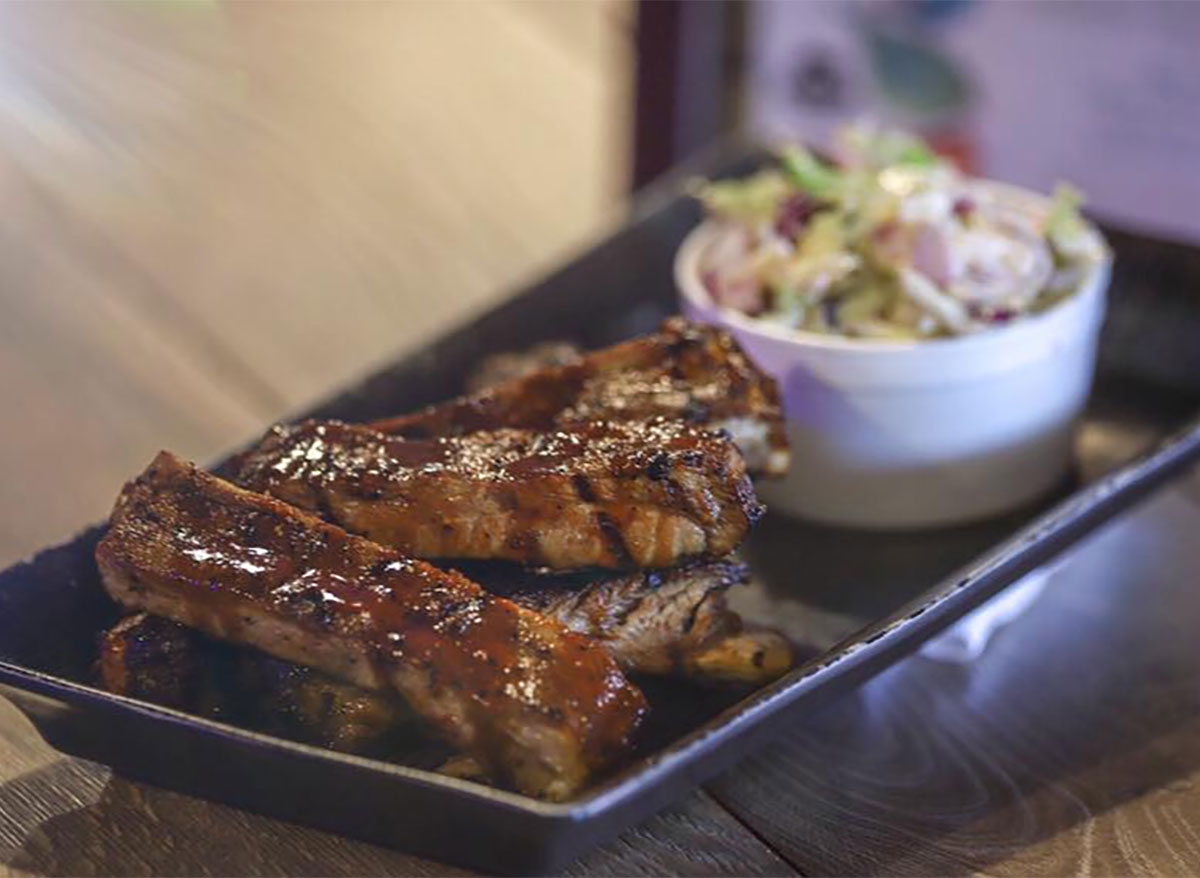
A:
[95, 452, 647, 800]
[235, 419, 763, 570]
[371, 318, 790, 478]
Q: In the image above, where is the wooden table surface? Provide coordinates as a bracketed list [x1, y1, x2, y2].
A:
[3, 4, 1200, 876]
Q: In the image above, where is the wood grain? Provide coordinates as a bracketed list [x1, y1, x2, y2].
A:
[2, 759, 464, 878]
[563, 792, 794, 878]
[705, 480, 1200, 876]
[0, 1, 631, 567]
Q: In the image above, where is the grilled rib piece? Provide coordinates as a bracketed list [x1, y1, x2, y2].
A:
[236, 419, 763, 570]
[474, 559, 746, 676]
[95, 452, 647, 800]
[232, 644, 417, 754]
[98, 613, 214, 712]
[482, 560, 792, 685]
[100, 613, 415, 754]
[465, 341, 581, 393]
[681, 628, 793, 686]
[100, 615, 459, 769]
[372, 318, 790, 477]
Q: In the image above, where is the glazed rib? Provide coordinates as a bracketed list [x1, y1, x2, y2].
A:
[236, 419, 763, 570]
[99, 613, 415, 755]
[95, 452, 647, 800]
[474, 559, 745, 676]
[372, 318, 790, 477]
[482, 560, 792, 685]
[98, 613, 212, 712]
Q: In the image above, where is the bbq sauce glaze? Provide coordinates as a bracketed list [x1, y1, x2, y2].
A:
[235, 419, 763, 570]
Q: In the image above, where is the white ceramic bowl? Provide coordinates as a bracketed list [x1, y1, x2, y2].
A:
[676, 181, 1111, 528]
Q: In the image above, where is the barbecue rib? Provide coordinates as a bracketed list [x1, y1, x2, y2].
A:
[371, 318, 790, 477]
[681, 628, 793, 686]
[236, 419, 763, 570]
[95, 452, 647, 800]
[475, 558, 746, 676]
[485, 561, 792, 685]
[99, 613, 415, 754]
[98, 613, 213, 712]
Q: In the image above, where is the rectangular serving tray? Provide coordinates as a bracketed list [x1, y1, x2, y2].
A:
[3, 143, 1200, 875]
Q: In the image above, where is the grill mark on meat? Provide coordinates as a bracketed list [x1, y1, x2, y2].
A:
[681, 593, 705, 635]
[571, 474, 597, 503]
[569, 471, 638, 573]
[310, 485, 341, 526]
[610, 586, 647, 629]
[594, 510, 637, 570]
[644, 452, 672, 481]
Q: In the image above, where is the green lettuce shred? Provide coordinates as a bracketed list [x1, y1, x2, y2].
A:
[691, 171, 790, 224]
[779, 146, 842, 199]
[1046, 183, 1086, 251]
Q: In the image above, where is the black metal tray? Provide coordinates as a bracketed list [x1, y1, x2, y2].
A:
[3, 144, 1200, 875]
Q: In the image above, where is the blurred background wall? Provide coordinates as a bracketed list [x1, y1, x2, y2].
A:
[745, 1, 1200, 243]
[0, 1, 633, 564]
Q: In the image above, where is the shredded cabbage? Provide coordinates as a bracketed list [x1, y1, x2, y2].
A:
[693, 122, 1107, 339]
[692, 171, 789, 224]
[779, 147, 842, 200]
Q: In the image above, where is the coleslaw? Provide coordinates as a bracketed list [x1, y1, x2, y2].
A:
[692, 123, 1108, 339]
